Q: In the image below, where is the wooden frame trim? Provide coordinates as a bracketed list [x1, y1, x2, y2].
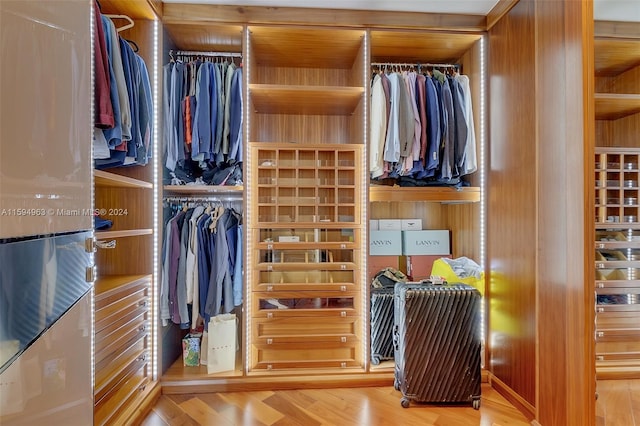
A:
[486, 0, 520, 31]
[489, 373, 536, 422]
[161, 3, 487, 32]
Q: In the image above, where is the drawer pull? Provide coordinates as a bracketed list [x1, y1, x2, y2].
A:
[341, 362, 347, 368]
[267, 265, 273, 271]
[267, 338, 273, 345]
[596, 282, 604, 289]
[138, 384, 146, 393]
[340, 243, 346, 249]
[597, 331, 604, 338]
[138, 300, 148, 307]
[137, 354, 147, 362]
[340, 285, 346, 291]
[340, 264, 346, 270]
[139, 325, 146, 332]
[598, 243, 605, 249]
[597, 307, 604, 313]
[267, 243, 273, 250]
[267, 285, 273, 292]
[340, 311, 346, 317]
[341, 336, 347, 343]
[597, 355, 604, 361]
[267, 312, 273, 319]
[267, 364, 273, 370]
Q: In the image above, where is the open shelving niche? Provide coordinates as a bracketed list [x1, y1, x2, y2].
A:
[593, 22, 640, 379]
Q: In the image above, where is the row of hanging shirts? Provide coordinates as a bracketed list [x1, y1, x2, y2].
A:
[163, 51, 244, 187]
[369, 62, 477, 186]
[160, 197, 243, 332]
[92, 3, 154, 169]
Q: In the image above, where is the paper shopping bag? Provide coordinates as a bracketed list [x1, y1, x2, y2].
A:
[207, 314, 237, 374]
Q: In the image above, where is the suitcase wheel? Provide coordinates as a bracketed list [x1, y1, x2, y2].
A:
[472, 398, 481, 410]
[371, 355, 380, 365]
[400, 397, 410, 408]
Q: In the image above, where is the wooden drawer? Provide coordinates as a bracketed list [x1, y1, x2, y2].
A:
[252, 339, 360, 370]
[95, 319, 149, 367]
[94, 363, 150, 426]
[95, 344, 149, 403]
[252, 291, 359, 318]
[95, 288, 148, 335]
[253, 315, 359, 342]
[94, 275, 150, 309]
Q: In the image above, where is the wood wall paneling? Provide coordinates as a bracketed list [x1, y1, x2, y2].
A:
[487, 0, 537, 409]
[535, 0, 594, 424]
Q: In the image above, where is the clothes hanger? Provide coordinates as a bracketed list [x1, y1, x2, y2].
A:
[103, 14, 134, 33]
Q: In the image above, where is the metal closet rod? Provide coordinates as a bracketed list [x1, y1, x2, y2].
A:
[164, 195, 242, 203]
[371, 62, 460, 68]
[171, 50, 243, 58]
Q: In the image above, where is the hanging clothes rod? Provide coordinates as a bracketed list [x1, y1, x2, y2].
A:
[371, 62, 459, 69]
[164, 195, 242, 203]
[171, 50, 243, 58]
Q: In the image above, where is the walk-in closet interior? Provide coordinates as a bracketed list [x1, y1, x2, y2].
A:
[7, 0, 637, 425]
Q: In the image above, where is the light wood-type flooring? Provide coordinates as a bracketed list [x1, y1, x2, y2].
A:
[141, 383, 531, 426]
[596, 379, 640, 426]
[142, 379, 640, 425]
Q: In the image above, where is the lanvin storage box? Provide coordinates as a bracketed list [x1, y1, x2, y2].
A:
[401, 230, 450, 255]
[369, 230, 402, 255]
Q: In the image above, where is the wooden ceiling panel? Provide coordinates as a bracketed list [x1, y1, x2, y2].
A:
[165, 23, 244, 52]
[594, 39, 640, 77]
[371, 31, 482, 64]
[250, 26, 365, 68]
[99, 0, 160, 20]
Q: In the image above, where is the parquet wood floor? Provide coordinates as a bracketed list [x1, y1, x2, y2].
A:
[141, 383, 532, 426]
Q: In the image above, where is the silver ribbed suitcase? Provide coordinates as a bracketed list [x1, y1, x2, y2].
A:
[393, 282, 482, 409]
[370, 287, 395, 365]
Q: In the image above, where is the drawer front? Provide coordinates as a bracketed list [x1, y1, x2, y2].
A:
[252, 339, 360, 370]
[95, 319, 149, 366]
[254, 315, 359, 342]
[252, 292, 359, 318]
[95, 286, 148, 331]
[94, 365, 150, 426]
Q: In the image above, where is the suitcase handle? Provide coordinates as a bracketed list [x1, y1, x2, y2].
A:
[392, 324, 399, 351]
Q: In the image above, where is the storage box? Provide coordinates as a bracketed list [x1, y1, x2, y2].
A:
[369, 230, 402, 255]
[402, 230, 450, 255]
[368, 255, 400, 284]
[401, 219, 423, 230]
[400, 255, 452, 280]
[378, 219, 402, 231]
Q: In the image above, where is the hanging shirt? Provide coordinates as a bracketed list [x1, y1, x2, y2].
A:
[370, 73, 387, 179]
[456, 74, 478, 175]
[383, 72, 401, 163]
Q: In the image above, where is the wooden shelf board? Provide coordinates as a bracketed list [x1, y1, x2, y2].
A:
[369, 185, 480, 203]
[99, 0, 160, 20]
[595, 93, 640, 120]
[95, 170, 153, 189]
[250, 84, 364, 115]
[164, 185, 243, 194]
[96, 229, 153, 239]
[596, 223, 640, 230]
